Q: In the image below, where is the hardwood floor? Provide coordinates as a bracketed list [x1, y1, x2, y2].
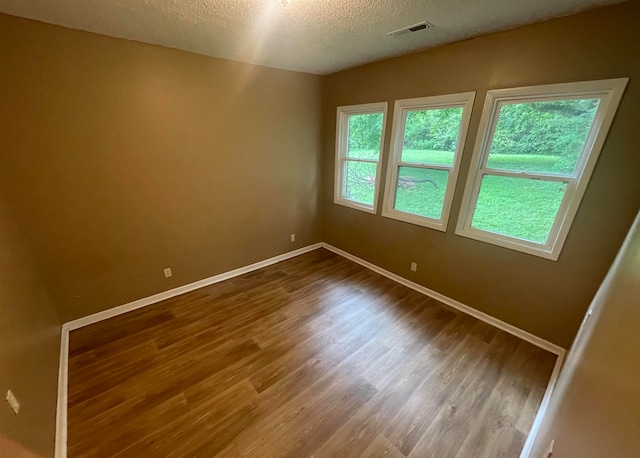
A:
[67, 248, 556, 457]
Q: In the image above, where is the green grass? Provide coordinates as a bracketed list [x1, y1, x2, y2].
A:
[346, 149, 567, 242]
[394, 167, 448, 220]
[351, 149, 562, 172]
[400, 150, 455, 166]
[471, 176, 566, 243]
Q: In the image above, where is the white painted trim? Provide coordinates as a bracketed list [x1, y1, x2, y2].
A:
[320, 242, 565, 356]
[519, 351, 565, 458]
[455, 78, 629, 261]
[319, 242, 566, 458]
[334, 102, 388, 214]
[381, 92, 476, 231]
[64, 243, 323, 331]
[55, 241, 566, 457]
[54, 242, 322, 456]
[320, 242, 567, 458]
[55, 323, 69, 458]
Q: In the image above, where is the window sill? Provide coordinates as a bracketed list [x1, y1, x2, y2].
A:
[334, 198, 377, 215]
[454, 226, 560, 261]
[381, 208, 447, 232]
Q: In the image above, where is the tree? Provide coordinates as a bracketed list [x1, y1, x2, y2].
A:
[489, 99, 599, 171]
[403, 108, 462, 151]
[348, 113, 383, 151]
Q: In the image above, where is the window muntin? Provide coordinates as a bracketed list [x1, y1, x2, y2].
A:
[334, 103, 387, 213]
[456, 79, 628, 260]
[382, 93, 475, 230]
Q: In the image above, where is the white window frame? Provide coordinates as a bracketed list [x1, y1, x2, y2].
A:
[334, 102, 388, 214]
[381, 92, 476, 231]
[456, 78, 628, 260]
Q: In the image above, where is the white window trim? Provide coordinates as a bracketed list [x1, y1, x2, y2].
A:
[455, 78, 628, 260]
[381, 92, 476, 231]
[334, 102, 388, 214]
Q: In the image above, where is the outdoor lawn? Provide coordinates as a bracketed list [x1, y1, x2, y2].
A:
[343, 98, 598, 244]
[345, 150, 567, 243]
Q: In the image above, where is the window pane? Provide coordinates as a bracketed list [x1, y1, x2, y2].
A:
[347, 113, 384, 159]
[400, 107, 463, 166]
[487, 99, 600, 175]
[394, 167, 449, 220]
[344, 160, 376, 206]
[471, 175, 568, 243]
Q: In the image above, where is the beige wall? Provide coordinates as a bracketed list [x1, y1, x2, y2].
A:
[0, 4, 637, 455]
[528, 210, 640, 457]
[0, 14, 323, 322]
[320, 0, 640, 348]
[0, 194, 61, 457]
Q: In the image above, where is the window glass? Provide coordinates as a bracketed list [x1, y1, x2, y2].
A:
[382, 93, 475, 231]
[347, 113, 384, 159]
[486, 99, 599, 175]
[471, 175, 568, 243]
[456, 78, 627, 260]
[400, 108, 463, 166]
[335, 103, 387, 213]
[394, 167, 449, 220]
[344, 161, 377, 206]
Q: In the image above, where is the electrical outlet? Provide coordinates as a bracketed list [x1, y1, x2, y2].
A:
[410, 262, 417, 272]
[163, 268, 172, 278]
[290, 234, 296, 242]
[6, 390, 19, 415]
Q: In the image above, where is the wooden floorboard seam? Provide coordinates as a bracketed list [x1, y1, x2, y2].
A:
[59, 248, 559, 458]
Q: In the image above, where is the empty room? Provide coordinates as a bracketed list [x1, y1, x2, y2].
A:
[1, 0, 639, 457]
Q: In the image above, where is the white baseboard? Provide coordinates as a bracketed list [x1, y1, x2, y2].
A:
[64, 243, 324, 331]
[519, 351, 564, 458]
[54, 242, 322, 457]
[55, 323, 69, 458]
[319, 242, 565, 458]
[320, 243, 565, 356]
[55, 241, 566, 457]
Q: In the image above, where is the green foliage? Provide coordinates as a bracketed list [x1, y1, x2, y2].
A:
[343, 98, 600, 241]
[347, 113, 384, 152]
[490, 99, 599, 173]
[346, 99, 599, 174]
[403, 108, 463, 152]
[399, 150, 560, 171]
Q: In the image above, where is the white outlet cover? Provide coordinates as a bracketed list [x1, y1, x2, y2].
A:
[6, 390, 19, 414]
[410, 262, 418, 272]
[545, 439, 555, 457]
[163, 268, 172, 278]
[290, 234, 296, 242]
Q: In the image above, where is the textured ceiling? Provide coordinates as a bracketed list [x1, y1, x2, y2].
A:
[0, 0, 624, 74]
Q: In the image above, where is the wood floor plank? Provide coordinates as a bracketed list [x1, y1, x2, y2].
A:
[113, 379, 260, 457]
[382, 334, 491, 456]
[237, 375, 377, 458]
[67, 248, 557, 457]
[314, 314, 477, 458]
[358, 435, 406, 458]
[406, 331, 525, 458]
[127, 334, 390, 457]
[453, 340, 555, 458]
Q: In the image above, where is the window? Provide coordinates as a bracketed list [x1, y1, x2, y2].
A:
[334, 102, 388, 213]
[456, 78, 628, 260]
[381, 92, 475, 230]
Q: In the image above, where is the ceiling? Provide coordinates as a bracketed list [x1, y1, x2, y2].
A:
[0, 0, 623, 74]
